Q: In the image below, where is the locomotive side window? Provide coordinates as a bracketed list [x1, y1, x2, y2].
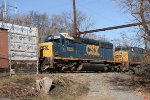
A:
[53, 39, 60, 43]
[45, 35, 52, 42]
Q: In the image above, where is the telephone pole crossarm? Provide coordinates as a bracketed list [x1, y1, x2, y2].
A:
[79, 21, 150, 34]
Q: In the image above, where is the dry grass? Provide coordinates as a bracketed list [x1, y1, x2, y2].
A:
[0, 74, 89, 100]
[108, 71, 150, 94]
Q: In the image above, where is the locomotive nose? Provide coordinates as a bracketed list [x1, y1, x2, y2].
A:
[39, 42, 54, 72]
[39, 42, 53, 58]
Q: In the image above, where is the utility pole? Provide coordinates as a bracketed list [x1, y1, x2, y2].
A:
[3, 0, 7, 21]
[2, 0, 18, 21]
[73, 0, 78, 37]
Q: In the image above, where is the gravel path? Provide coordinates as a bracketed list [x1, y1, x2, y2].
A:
[85, 73, 147, 100]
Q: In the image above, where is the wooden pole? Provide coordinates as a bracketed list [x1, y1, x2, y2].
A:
[73, 0, 78, 36]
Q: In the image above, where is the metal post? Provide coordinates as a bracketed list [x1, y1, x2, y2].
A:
[36, 28, 39, 74]
[3, 0, 7, 21]
[8, 24, 12, 76]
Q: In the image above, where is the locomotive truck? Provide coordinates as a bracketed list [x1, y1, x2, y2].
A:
[39, 33, 144, 72]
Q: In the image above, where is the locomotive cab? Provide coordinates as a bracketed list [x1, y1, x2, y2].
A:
[114, 49, 128, 63]
[39, 33, 61, 71]
[39, 33, 74, 71]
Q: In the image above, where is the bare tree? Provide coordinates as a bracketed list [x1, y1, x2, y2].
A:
[115, 31, 144, 47]
[61, 10, 95, 36]
[83, 33, 107, 41]
[49, 15, 66, 33]
[116, 0, 150, 49]
[43, 10, 94, 37]
[7, 10, 94, 41]
[10, 11, 51, 42]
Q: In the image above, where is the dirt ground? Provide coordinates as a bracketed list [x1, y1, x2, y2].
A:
[81, 73, 150, 100]
[0, 73, 150, 100]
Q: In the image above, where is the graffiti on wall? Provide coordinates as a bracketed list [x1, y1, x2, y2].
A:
[10, 51, 37, 60]
[0, 22, 38, 61]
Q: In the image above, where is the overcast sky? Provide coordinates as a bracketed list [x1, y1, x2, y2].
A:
[5, 0, 137, 41]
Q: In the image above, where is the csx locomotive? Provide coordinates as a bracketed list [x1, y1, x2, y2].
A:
[39, 33, 144, 72]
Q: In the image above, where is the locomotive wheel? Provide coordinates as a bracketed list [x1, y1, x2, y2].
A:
[71, 67, 76, 72]
[39, 61, 47, 72]
[104, 66, 108, 72]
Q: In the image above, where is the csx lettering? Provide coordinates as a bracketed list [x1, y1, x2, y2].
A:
[40, 46, 49, 50]
[86, 45, 100, 56]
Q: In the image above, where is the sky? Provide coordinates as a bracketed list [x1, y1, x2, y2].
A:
[5, 0, 137, 41]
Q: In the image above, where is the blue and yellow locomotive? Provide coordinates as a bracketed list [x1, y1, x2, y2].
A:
[39, 33, 146, 72]
[39, 33, 114, 72]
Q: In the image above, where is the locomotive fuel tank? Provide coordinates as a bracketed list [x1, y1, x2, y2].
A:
[77, 63, 109, 71]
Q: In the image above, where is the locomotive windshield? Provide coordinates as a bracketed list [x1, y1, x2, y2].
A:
[44, 35, 60, 42]
[44, 35, 52, 42]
